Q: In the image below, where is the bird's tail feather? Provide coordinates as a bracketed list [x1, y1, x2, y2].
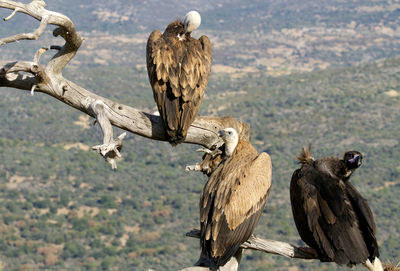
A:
[297, 144, 314, 164]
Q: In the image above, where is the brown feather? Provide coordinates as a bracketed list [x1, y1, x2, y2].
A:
[200, 139, 272, 267]
[146, 20, 212, 145]
[297, 144, 313, 164]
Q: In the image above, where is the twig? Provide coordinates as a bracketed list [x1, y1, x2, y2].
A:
[0, 14, 49, 45]
[3, 7, 20, 20]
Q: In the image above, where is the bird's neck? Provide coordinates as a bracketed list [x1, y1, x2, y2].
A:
[224, 139, 239, 157]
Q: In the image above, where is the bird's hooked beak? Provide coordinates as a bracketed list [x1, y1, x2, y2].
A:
[348, 154, 361, 166]
[218, 130, 225, 138]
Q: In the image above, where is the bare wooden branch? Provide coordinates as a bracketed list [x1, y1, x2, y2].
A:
[0, 0, 48, 45]
[33, 47, 48, 63]
[0, 15, 49, 45]
[186, 229, 317, 269]
[181, 248, 242, 271]
[89, 99, 127, 169]
[3, 6, 20, 20]
[0, 1, 248, 152]
[0, 0, 83, 72]
[242, 236, 316, 259]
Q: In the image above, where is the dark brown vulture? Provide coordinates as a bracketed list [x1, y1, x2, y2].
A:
[290, 146, 383, 271]
[146, 11, 212, 145]
[199, 128, 272, 268]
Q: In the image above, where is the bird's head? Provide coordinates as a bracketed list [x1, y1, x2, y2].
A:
[218, 128, 239, 156]
[343, 151, 363, 170]
[183, 10, 201, 34]
[165, 20, 185, 36]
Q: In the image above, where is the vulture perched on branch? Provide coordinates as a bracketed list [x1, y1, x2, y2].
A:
[146, 11, 212, 145]
[199, 128, 272, 268]
[290, 146, 383, 271]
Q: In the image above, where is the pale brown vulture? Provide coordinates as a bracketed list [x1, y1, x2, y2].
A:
[146, 11, 212, 145]
[290, 146, 383, 271]
[199, 128, 272, 268]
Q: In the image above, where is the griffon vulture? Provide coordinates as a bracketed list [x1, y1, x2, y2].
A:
[199, 128, 272, 268]
[146, 11, 212, 145]
[290, 146, 383, 271]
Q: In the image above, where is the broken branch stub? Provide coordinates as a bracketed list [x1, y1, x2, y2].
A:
[88, 100, 127, 169]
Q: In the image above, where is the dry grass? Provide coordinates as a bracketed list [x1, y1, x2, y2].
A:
[385, 262, 400, 271]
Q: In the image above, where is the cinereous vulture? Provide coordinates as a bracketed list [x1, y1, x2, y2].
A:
[290, 146, 383, 271]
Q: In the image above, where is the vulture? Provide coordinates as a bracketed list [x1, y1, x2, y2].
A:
[199, 128, 272, 268]
[146, 11, 212, 145]
[290, 146, 383, 271]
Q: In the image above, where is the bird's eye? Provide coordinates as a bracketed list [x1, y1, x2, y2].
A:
[228, 131, 232, 135]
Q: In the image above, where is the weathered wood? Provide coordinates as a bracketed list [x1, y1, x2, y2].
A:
[186, 229, 316, 259]
[0, 0, 249, 169]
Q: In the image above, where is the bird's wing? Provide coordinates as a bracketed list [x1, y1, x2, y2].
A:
[346, 182, 379, 259]
[146, 30, 177, 94]
[292, 167, 372, 264]
[200, 151, 271, 265]
[146, 32, 212, 142]
[180, 35, 212, 101]
[146, 30, 180, 137]
[292, 173, 336, 259]
[178, 36, 212, 135]
[223, 152, 272, 229]
[346, 182, 376, 234]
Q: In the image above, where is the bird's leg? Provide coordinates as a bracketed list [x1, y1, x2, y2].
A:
[298, 247, 319, 258]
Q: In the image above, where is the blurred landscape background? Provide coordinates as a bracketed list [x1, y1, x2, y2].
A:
[0, 0, 399, 270]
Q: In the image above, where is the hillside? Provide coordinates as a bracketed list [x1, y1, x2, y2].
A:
[1, 1, 400, 270]
[1, 0, 400, 75]
[1, 57, 400, 270]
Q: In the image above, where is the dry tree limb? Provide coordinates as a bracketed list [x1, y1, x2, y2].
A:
[182, 229, 317, 271]
[186, 229, 316, 260]
[89, 99, 127, 169]
[0, 0, 248, 158]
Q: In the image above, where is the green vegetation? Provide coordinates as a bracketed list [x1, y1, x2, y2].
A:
[0, 56, 399, 270]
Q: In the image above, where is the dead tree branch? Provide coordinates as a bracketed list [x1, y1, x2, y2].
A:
[186, 229, 316, 259]
[0, 0, 248, 169]
[182, 229, 317, 271]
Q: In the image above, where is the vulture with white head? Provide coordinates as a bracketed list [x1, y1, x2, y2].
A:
[290, 146, 383, 271]
[199, 128, 272, 268]
[146, 11, 212, 145]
